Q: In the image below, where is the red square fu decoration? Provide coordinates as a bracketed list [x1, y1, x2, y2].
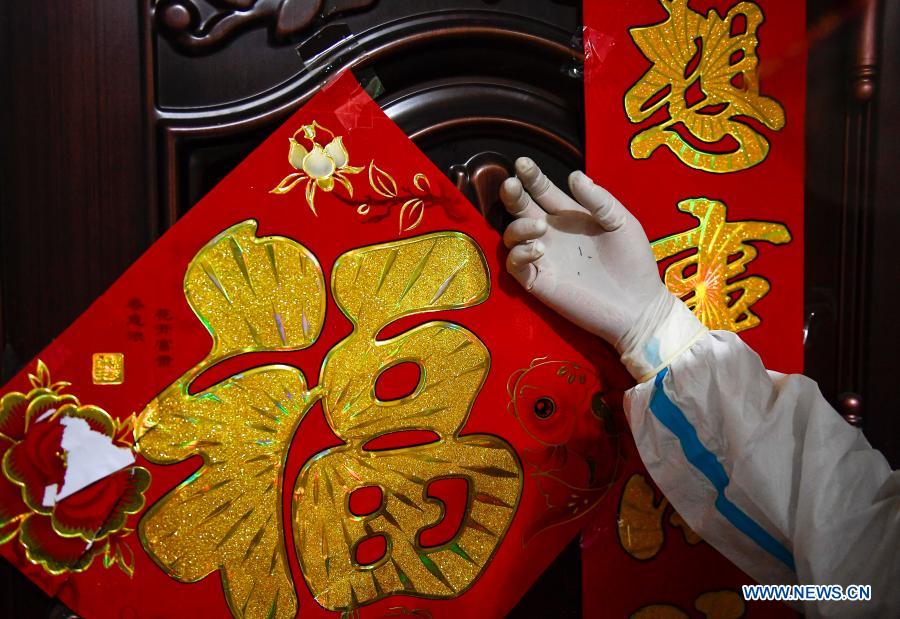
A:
[0, 71, 629, 618]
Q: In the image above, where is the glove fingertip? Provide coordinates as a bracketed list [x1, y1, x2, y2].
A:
[500, 177, 522, 206]
[567, 169, 590, 190]
[515, 156, 537, 176]
[505, 255, 538, 291]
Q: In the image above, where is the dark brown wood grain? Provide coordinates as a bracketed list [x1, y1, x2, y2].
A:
[155, 0, 379, 54]
[0, 3, 147, 615]
[0, 1, 148, 385]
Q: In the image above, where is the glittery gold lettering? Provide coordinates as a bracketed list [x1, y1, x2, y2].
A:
[137, 368, 315, 619]
[618, 474, 667, 560]
[92, 352, 125, 385]
[136, 221, 327, 619]
[617, 473, 703, 561]
[651, 198, 791, 333]
[294, 233, 522, 610]
[626, 0, 785, 172]
[182, 221, 326, 360]
[631, 591, 745, 619]
[136, 225, 520, 617]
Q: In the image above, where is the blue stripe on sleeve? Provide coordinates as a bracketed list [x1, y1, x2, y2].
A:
[649, 368, 796, 571]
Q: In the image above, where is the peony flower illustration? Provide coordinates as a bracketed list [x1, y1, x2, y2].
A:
[0, 361, 149, 575]
[270, 121, 364, 215]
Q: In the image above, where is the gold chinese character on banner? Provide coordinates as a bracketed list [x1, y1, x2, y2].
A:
[651, 198, 791, 333]
[135, 222, 327, 619]
[625, 0, 785, 172]
[617, 474, 701, 561]
[135, 222, 521, 619]
[632, 591, 746, 619]
[295, 234, 521, 610]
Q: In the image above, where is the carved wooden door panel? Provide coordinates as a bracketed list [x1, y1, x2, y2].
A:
[1, 0, 898, 616]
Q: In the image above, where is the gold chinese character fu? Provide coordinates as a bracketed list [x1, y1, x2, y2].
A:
[135, 222, 521, 618]
[651, 197, 791, 333]
[626, 0, 785, 172]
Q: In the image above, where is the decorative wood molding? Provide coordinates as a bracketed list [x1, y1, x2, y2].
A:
[143, 7, 584, 229]
[852, 0, 879, 102]
[837, 0, 881, 426]
[155, 0, 377, 55]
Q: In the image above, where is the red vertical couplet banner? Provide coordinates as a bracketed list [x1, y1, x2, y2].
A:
[584, 0, 805, 372]
[582, 0, 806, 616]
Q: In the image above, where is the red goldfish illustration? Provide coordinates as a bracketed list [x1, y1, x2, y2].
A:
[507, 358, 623, 545]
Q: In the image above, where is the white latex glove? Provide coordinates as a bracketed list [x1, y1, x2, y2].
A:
[501, 157, 707, 382]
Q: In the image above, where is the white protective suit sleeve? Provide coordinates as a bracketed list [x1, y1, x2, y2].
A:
[625, 329, 900, 618]
[497, 160, 899, 617]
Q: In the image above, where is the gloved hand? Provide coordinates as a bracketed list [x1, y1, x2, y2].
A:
[501, 157, 707, 382]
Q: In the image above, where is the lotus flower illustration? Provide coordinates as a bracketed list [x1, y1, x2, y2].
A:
[270, 121, 364, 215]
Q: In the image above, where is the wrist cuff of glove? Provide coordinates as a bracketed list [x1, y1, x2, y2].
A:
[617, 292, 708, 383]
